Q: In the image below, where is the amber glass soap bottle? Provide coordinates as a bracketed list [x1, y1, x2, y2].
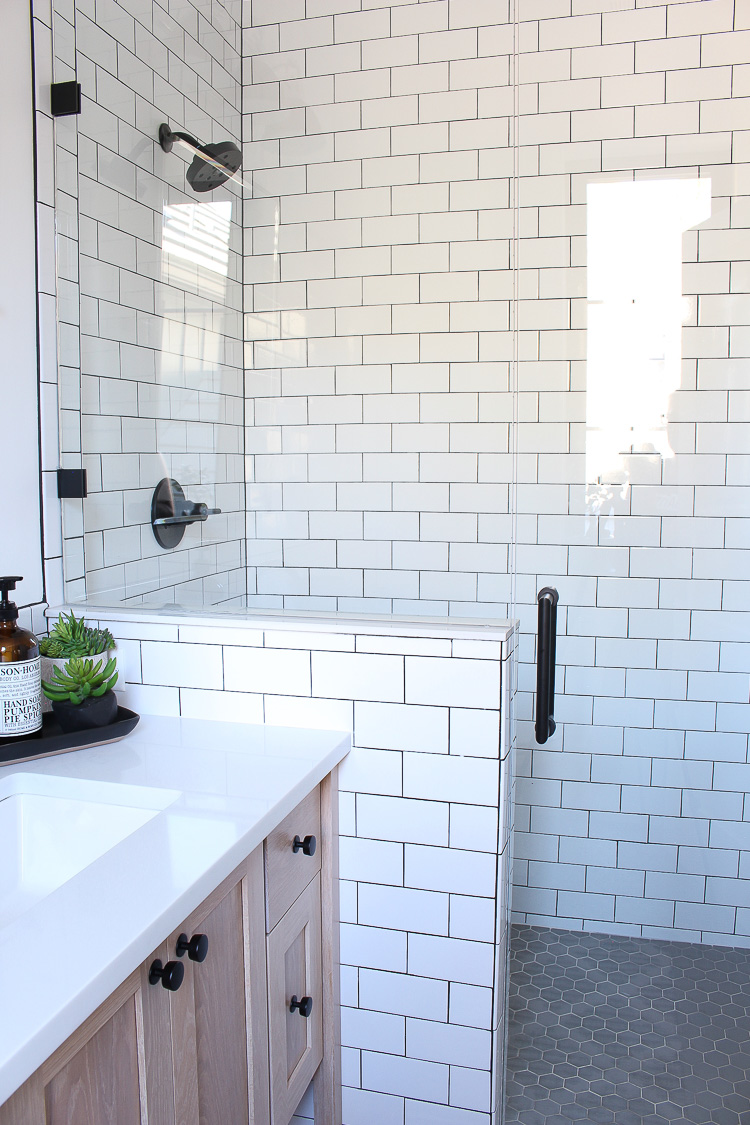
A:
[0, 575, 42, 738]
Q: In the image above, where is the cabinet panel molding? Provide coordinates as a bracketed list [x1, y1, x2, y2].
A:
[44, 995, 142, 1125]
[267, 876, 323, 1125]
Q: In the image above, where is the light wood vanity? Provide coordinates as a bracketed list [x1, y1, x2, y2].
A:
[0, 769, 341, 1125]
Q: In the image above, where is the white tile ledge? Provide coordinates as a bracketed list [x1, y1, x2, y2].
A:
[48, 603, 517, 643]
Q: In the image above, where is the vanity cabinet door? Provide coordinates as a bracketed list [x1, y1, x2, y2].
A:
[266, 875, 323, 1125]
[0, 966, 167, 1125]
[167, 848, 270, 1125]
[43, 991, 144, 1125]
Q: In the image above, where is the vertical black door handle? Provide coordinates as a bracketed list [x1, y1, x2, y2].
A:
[535, 587, 559, 745]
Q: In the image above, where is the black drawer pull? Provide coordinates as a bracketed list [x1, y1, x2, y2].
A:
[292, 834, 316, 856]
[176, 932, 209, 962]
[148, 959, 184, 992]
[290, 994, 313, 1018]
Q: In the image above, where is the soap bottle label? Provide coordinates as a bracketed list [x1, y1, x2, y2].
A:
[0, 657, 42, 737]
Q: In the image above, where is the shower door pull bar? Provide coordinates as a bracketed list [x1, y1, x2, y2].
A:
[535, 586, 559, 745]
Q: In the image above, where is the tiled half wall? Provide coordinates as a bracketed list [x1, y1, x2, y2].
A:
[87, 607, 516, 1125]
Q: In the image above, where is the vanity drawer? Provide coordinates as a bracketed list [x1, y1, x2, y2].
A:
[264, 786, 321, 932]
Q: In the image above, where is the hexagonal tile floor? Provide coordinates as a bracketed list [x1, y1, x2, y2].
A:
[506, 925, 750, 1125]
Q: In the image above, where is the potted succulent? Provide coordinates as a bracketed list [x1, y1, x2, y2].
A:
[39, 612, 117, 713]
[42, 655, 119, 734]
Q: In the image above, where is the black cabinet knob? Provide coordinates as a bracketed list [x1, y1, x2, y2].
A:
[148, 959, 184, 991]
[176, 932, 209, 963]
[292, 834, 317, 857]
[290, 994, 313, 1018]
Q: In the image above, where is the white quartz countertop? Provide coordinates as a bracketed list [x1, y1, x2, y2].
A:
[0, 715, 350, 1108]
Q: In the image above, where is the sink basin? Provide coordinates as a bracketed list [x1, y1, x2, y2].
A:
[0, 773, 179, 928]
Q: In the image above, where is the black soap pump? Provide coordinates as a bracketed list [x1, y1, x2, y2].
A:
[0, 576, 42, 738]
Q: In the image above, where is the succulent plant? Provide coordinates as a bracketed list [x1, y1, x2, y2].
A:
[39, 611, 115, 658]
[42, 656, 118, 706]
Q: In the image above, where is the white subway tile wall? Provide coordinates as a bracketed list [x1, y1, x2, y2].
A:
[241, 0, 514, 620]
[89, 610, 516, 1125]
[52, 0, 247, 607]
[240, 0, 750, 955]
[512, 0, 750, 951]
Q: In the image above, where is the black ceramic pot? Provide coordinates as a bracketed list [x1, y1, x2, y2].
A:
[52, 691, 118, 734]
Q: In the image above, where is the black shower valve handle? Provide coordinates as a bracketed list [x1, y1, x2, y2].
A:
[153, 500, 221, 527]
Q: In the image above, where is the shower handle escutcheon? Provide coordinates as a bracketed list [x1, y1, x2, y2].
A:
[151, 478, 222, 549]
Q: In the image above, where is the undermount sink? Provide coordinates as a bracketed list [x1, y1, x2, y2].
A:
[0, 773, 179, 929]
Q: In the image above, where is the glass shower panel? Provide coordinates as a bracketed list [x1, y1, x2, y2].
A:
[61, 0, 246, 608]
[514, 0, 750, 948]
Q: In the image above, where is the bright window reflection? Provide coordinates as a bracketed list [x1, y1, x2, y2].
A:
[162, 201, 232, 290]
[586, 179, 711, 502]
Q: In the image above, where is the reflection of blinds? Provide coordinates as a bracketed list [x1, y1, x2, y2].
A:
[162, 201, 232, 276]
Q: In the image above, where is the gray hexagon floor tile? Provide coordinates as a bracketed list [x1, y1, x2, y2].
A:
[506, 926, 750, 1125]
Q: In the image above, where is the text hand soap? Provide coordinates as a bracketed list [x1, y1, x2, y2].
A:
[0, 576, 42, 737]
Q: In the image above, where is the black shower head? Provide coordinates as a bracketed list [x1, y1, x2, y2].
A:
[186, 140, 242, 192]
[158, 123, 243, 193]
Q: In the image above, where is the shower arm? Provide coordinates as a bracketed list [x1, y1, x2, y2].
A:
[159, 123, 201, 155]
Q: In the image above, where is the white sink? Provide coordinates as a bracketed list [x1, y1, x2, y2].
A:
[0, 773, 179, 928]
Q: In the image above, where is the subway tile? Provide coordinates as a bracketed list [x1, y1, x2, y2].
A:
[342, 1006, 405, 1057]
[224, 644, 311, 695]
[340, 836, 404, 886]
[405, 656, 501, 709]
[357, 794, 449, 846]
[340, 922, 407, 973]
[406, 1018, 490, 1071]
[313, 651, 405, 702]
[141, 641, 223, 690]
[355, 697, 449, 751]
[406, 844, 496, 898]
[360, 968, 448, 1023]
[404, 753, 499, 807]
[408, 933, 494, 987]
[361, 1050, 448, 1104]
[359, 882, 449, 936]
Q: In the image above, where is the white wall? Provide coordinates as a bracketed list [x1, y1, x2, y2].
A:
[0, 0, 44, 608]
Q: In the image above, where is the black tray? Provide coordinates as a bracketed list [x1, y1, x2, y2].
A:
[0, 707, 140, 766]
